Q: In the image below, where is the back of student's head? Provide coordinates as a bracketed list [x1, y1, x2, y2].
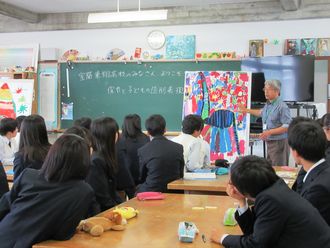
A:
[182, 114, 204, 134]
[73, 117, 92, 130]
[322, 113, 330, 128]
[230, 155, 278, 198]
[145, 114, 166, 136]
[40, 134, 90, 182]
[288, 122, 326, 162]
[288, 116, 315, 133]
[64, 126, 93, 148]
[91, 117, 119, 172]
[0, 118, 18, 136]
[122, 114, 143, 139]
[16, 115, 26, 132]
[19, 114, 50, 162]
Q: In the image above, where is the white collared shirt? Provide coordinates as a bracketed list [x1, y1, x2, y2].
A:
[303, 158, 326, 183]
[0, 135, 18, 165]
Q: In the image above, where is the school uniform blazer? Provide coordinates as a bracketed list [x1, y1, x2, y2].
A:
[86, 152, 123, 212]
[137, 135, 184, 193]
[291, 166, 306, 194]
[222, 179, 330, 248]
[0, 168, 97, 248]
[0, 162, 9, 198]
[300, 161, 330, 226]
[13, 152, 44, 180]
[117, 134, 150, 185]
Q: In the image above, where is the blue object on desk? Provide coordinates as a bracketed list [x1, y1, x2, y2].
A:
[178, 221, 199, 243]
[215, 167, 229, 175]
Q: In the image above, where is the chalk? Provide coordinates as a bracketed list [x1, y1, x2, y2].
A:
[205, 206, 218, 209]
[192, 207, 204, 210]
[66, 68, 70, 97]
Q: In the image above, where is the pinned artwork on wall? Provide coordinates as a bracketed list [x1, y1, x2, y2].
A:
[316, 38, 330, 56]
[183, 71, 251, 163]
[166, 35, 196, 59]
[0, 79, 34, 119]
[61, 102, 73, 120]
[249, 40, 264, 57]
[301, 38, 316, 55]
[264, 39, 283, 56]
[285, 39, 301, 55]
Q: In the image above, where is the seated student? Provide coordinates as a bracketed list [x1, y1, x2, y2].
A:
[73, 117, 92, 130]
[0, 134, 98, 248]
[86, 117, 123, 211]
[321, 113, 330, 160]
[211, 155, 330, 248]
[14, 115, 26, 147]
[136, 114, 184, 193]
[117, 114, 150, 185]
[0, 118, 18, 165]
[13, 115, 51, 180]
[288, 121, 330, 225]
[172, 114, 210, 171]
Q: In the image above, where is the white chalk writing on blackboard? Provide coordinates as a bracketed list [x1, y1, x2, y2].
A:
[107, 85, 184, 95]
[77, 70, 183, 81]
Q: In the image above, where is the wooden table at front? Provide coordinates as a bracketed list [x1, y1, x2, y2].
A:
[167, 175, 229, 195]
[33, 194, 241, 248]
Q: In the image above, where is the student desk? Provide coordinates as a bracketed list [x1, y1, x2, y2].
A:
[33, 194, 241, 248]
[4, 165, 13, 182]
[167, 166, 298, 195]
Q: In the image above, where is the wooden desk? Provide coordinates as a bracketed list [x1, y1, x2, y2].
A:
[33, 194, 241, 248]
[4, 165, 13, 182]
[168, 166, 298, 195]
[168, 175, 229, 195]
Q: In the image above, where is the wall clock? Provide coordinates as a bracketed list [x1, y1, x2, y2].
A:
[147, 30, 166, 50]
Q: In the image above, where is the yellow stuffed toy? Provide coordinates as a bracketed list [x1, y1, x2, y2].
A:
[77, 211, 127, 237]
[113, 207, 139, 220]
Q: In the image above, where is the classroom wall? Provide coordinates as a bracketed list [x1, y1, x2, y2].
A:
[0, 18, 329, 59]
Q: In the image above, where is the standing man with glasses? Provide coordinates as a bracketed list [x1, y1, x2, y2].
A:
[238, 79, 292, 166]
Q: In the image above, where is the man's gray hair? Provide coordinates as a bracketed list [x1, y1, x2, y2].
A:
[264, 79, 281, 91]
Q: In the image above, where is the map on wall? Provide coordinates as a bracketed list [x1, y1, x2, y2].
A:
[183, 71, 251, 163]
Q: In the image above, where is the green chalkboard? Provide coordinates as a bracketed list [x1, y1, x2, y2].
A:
[59, 60, 241, 131]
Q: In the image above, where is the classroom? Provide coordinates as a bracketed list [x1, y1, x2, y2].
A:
[1, 0, 330, 247]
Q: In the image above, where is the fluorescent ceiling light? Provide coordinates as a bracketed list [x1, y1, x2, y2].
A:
[88, 0, 168, 23]
[88, 9, 168, 23]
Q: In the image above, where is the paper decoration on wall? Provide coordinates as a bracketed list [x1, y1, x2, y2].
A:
[134, 48, 142, 59]
[106, 48, 125, 60]
[61, 102, 73, 120]
[301, 38, 316, 55]
[249, 40, 264, 57]
[316, 38, 330, 56]
[0, 80, 34, 119]
[62, 49, 79, 61]
[166, 35, 196, 59]
[284, 39, 301, 55]
[183, 71, 251, 162]
[264, 39, 283, 56]
[195, 52, 236, 59]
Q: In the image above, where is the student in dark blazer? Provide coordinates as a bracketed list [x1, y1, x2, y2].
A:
[117, 114, 150, 186]
[211, 155, 330, 248]
[136, 114, 184, 193]
[0, 134, 98, 248]
[86, 117, 123, 211]
[13, 115, 51, 180]
[0, 161, 9, 198]
[289, 121, 330, 225]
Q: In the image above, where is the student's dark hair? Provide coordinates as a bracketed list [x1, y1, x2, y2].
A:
[19, 115, 51, 163]
[288, 122, 326, 162]
[122, 114, 143, 139]
[64, 126, 93, 147]
[16, 115, 26, 132]
[287, 116, 315, 133]
[40, 134, 90, 182]
[0, 118, 18, 136]
[73, 117, 92, 130]
[322, 113, 330, 128]
[230, 155, 278, 198]
[145, 114, 166, 136]
[182, 114, 204, 134]
[91, 117, 118, 173]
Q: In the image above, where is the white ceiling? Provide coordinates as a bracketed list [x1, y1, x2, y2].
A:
[1, 0, 273, 13]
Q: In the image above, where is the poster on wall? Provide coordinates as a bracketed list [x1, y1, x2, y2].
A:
[166, 35, 196, 59]
[0, 79, 34, 118]
[301, 38, 316, 55]
[316, 38, 330, 56]
[285, 39, 301, 55]
[249, 40, 264, 57]
[183, 71, 251, 163]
